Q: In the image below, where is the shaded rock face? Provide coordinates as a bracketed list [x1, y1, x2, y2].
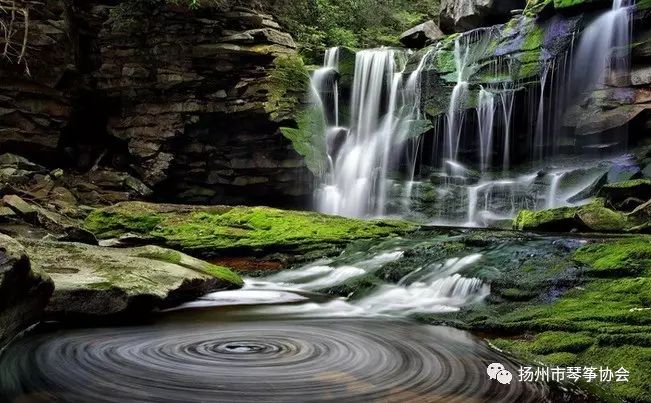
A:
[440, 0, 526, 33]
[0, 2, 74, 166]
[0, 0, 313, 208]
[0, 234, 53, 350]
[19, 240, 242, 319]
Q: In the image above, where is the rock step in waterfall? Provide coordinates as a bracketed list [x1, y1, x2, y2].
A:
[310, 0, 641, 227]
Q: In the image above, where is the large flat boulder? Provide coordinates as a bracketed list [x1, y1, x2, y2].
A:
[19, 240, 243, 319]
[0, 234, 53, 351]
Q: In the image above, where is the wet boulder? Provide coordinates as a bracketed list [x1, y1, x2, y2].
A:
[19, 240, 243, 319]
[440, 0, 526, 32]
[399, 21, 444, 48]
[0, 234, 54, 351]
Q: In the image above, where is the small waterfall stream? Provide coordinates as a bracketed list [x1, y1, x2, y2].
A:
[316, 48, 431, 217]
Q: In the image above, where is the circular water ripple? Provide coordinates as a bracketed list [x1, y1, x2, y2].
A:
[1, 319, 552, 402]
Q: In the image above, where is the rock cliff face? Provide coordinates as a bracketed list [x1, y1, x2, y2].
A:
[0, 0, 313, 207]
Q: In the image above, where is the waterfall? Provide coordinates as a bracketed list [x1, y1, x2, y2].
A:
[311, 47, 340, 127]
[570, 0, 633, 96]
[311, 0, 635, 227]
[499, 80, 515, 171]
[546, 172, 563, 209]
[316, 47, 435, 218]
[477, 87, 495, 172]
[534, 63, 551, 162]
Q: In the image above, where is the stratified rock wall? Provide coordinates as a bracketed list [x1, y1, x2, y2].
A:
[0, 0, 313, 207]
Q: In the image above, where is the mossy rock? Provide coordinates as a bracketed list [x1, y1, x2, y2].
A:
[513, 201, 631, 233]
[266, 53, 310, 122]
[84, 202, 417, 259]
[553, 0, 611, 10]
[420, 234, 651, 402]
[20, 239, 242, 319]
[524, 0, 554, 16]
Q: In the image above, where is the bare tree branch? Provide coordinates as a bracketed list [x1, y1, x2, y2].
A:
[0, 0, 30, 74]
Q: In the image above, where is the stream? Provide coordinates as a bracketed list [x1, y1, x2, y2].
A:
[0, 234, 598, 402]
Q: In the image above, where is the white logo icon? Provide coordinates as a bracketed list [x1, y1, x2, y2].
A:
[496, 369, 513, 384]
[487, 363, 505, 379]
[487, 363, 513, 384]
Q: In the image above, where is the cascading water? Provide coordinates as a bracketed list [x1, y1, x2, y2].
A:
[477, 87, 495, 172]
[313, 0, 634, 227]
[570, 0, 633, 95]
[316, 47, 435, 218]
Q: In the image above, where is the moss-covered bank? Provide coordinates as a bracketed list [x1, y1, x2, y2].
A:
[84, 202, 417, 259]
[421, 236, 651, 402]
[513, 198, 647, 233]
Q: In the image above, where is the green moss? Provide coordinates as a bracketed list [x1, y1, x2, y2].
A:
[483, 273, 651, 401]
[540, 351, 578, 366]
[573, 239, 651, 276]
[524, 0, 553, 16]
[433, 49, 456, 73]
[513, 206, 576, 230]
[415, 233, 650, 402]
[200, 264, 244, 286]
[602, 179, 651, 189]
[513, 201, 630, 232]
[280, 106, 327, 175]
[84, 207, 162, 238]
[576, 202, 629, 232]
[84, 202, 417, 257]
[528, 331, 595, 354]
[637, 0, 651, 10]
[266, 53, 310, 122]
[522, 25, 544, 51]
[132, 248, 183, 265]
[553, 0, 610, 9]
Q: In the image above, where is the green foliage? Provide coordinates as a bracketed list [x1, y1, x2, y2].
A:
[266, 0, 439, 57]
[280, 106, 327, 175]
